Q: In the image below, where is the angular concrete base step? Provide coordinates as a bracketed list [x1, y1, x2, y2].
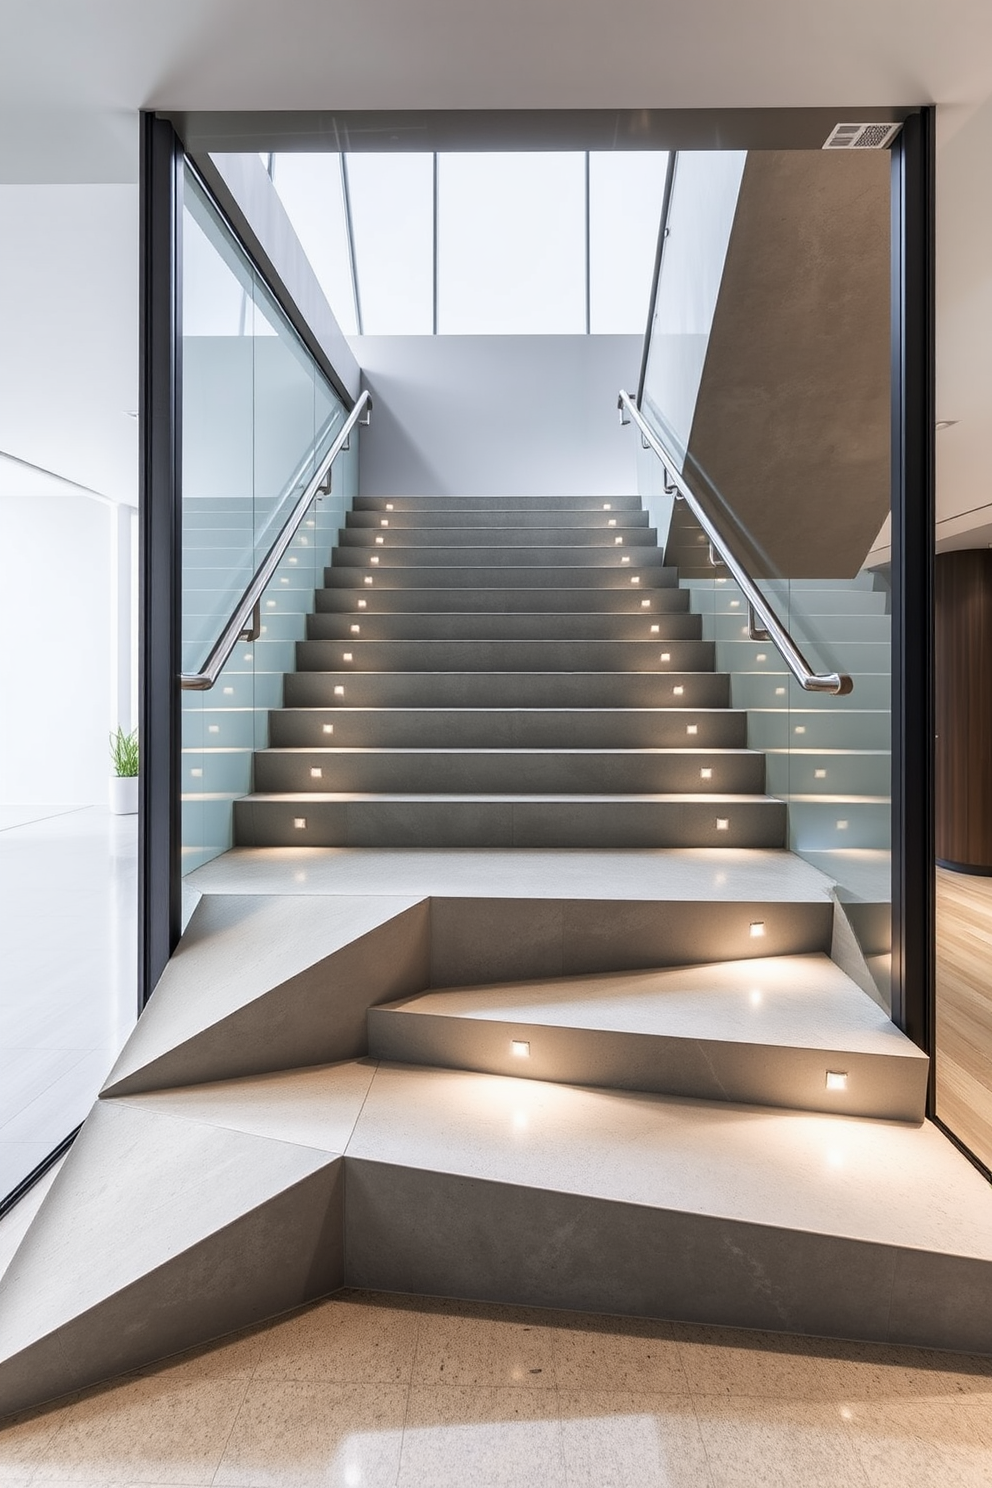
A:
[369, 953, 928, 1121]
[235, 793, 787, 849]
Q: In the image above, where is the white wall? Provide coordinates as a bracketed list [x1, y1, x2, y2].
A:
[354, 334, 641, 496]
[0, 493, 114, 805]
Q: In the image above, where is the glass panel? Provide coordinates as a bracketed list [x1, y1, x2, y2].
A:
[270, 153, 358, 335]
[589, 151, 669, 334]
[437, 152, 586, 334]
[180, 171, 354, 878]
[639, 148, 891, 1010]
[348, 153, 434, 334]
[641, 151, 746, 464]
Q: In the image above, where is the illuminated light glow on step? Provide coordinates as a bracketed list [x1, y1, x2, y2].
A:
[621, 556, 631, 564]
[289, 556, 299, 564]
[716, 817, 729, 831]
[717, 577, 727, 584]
[294, 870, 307, 883]
[641, 598, 651, 607]
[370, 556, 380, 565]
[208, 725, 219, 734]
[750, 989, 763, 1005]
[310, 767, 322, 778]
[364, 576, 374, 585]
[511, 1040, 531, 1058]
[815, 768, 827, 779]
[190, 768, 202, 778]
[603, 503, 612, 510]
[615, 536, 623, 545]
[322, 724, 334, 734]
[836, 819, 849, 830]
[749, 921, 765, 938]
[358, 599, 367, 608]
[266, 600, 276, 608]
[223, 686, 234, 696]
[741, 626, 749, 635]
[350, 625, 360, 634]
[795, 726, 806, 734]
[293, 817, 307, 830]
[280, 577, 289, 585]
[650, 625, 660, 633]
[825, 1070, 849, 1092]
[299, 536, 309, 546]
[730, 600, 741, 608]
[386, 503, 394, 510]
[334, 686, 345, 696]
[261, 626, 268, 634]
[775, 686, 786, 696]
[660, 652, 671, 662]
[630, 576, 640, 584]
[306, 519, 315, 528]
[375, 536, 385, 545]
[608, 519, 617, 527]
[513, 1111, 528, 1130]
[756, 653, 767, 662]
[686, 725, 698, 735]
[380, 519, 389, 527]
[343, 653, 353, 662]
[673, 685, 684, 696]
[243, 653, 252, 661]
[700, 768, 712, 779]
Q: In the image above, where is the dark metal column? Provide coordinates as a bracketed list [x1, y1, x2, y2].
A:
[138, 113, 183, 1008]
[889, 108, 935, 1072]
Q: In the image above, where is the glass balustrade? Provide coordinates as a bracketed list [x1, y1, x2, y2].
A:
[180, 171, 357, 877]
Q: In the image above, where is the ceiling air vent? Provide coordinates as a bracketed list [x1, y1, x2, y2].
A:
[823, 122, 902, 150]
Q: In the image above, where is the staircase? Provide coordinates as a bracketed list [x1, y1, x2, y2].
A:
[6, 491, 992, 1423]
[235, 493, 786, 849]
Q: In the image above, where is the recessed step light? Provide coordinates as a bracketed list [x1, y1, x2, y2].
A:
[825, 1070, 849, 1091]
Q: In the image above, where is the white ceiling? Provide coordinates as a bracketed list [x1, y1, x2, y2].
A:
[1, 0, 991, 531]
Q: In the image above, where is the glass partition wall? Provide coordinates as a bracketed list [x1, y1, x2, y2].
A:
[181, 172, 356, 877]
[637, 150, 893, 1012]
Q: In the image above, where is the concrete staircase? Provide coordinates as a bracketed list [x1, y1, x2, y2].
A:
[235, 494, 786, 849]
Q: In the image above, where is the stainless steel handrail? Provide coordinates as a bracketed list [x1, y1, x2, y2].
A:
[181, 389, 372, 692]
[618, 390, 853, 696]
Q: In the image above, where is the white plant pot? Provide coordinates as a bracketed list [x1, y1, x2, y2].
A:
[110, 775, 139, 815]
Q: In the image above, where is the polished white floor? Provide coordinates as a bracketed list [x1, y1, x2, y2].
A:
[0, 806, 136, 1198]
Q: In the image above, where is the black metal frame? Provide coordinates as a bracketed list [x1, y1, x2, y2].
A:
[138, 112, 184, 1009]
[889, 109, 936, 1084]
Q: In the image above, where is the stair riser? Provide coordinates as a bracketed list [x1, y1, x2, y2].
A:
[347, 510, 650, 530]
[331, 547, 667, 569]
[703, 613, 891, 644]
[315, 588, 690, 614]
[283, 672, 732, 708]
[296, 639, 716, 674]
[368, 1011, 926, 1122]
[306, 613, 703, 642]
[324, 567, 677, 590]
[764, 753, 890, 798]
[346, 1161, 989, 1352]
[353, 495, 644, 511]
[268, 709, 749, 750]
[731, 674, 891, 710]
[789, 801, 891, 851]
[715, 640, 891, 676]
[234, 797, 787, 849]
[339, 528, 658, 548]
[686, 587, 888, 617]
[253, 751, 767, 796]
[748, 712, 891, 750]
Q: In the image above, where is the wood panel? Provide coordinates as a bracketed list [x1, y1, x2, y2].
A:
[936, 866, 992, 1170]
[935, 550, 992, 871]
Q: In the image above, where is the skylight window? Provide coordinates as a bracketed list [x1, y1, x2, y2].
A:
[348, 153, 434, 334]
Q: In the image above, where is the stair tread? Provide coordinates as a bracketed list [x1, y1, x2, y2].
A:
[346, 1061, 992, 1257]
[375, 953, 923, 1059]
[242, 791, 783, 803]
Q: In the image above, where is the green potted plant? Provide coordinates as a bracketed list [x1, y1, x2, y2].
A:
[109, 726, 139, 815]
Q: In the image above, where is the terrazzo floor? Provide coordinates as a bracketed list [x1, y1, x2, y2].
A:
[2, 1288, 992, 1487]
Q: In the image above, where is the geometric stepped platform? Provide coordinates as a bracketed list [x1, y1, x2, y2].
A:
[345, 1063, 992, 1353]
[0, 1069, 371, 1416]
[102, 893, 430, 1097]
[368, 952, 929, 1121]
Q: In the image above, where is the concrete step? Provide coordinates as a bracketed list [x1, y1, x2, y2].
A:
[764, 749, 890, 798]
[306, 611, 704, 642]
[330, 545, 668, 569]
[685, 584, 888, 617]
[368, 953, 928, 1122]
[315, 586, 689, 614]
[234, 793, 788, 848]
[353, 495, 644, 512]
[283, 670, 732, 709]
[747, 709, 891, 751]
[730, 672, 891, 710]
[715, 638, 891, 676]
[338, 526, 659, 548]
[324, 565, 677, 590]
[788, 797, 891, 851]
[703, 612, 891, 644]
[268, 707, 749, 750]
[295, 638, 716, 674]
[346, 509, 650, 530]
[253, 746, 768, 796]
